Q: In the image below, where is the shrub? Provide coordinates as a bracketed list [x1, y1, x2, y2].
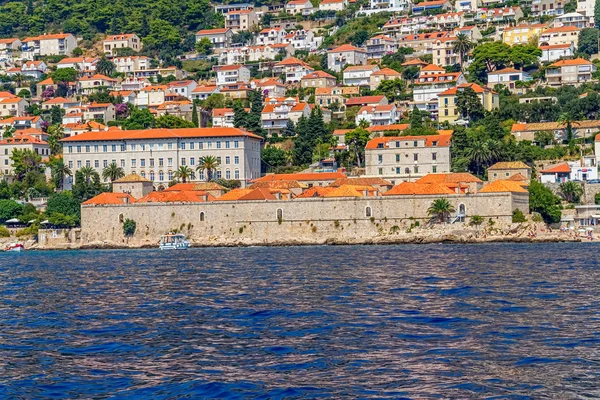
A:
[123, 218, 136, 237]
[0, 226, 9, 237]
[512, 209, 527, 223]
[595, 193, 600, 205]
[532, 213, 543, 223]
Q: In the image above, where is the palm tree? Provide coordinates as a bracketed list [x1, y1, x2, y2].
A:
[79, 166, 97, 184]
[452, 33, 473, 71]
[197, 156, 220, 181]
[427, 199, 456, 224]
[559, 181, 583, 204]
[557, 112, 580, 142]
[50, 158, 72, 191]
[102, 163, 125, 182]
[174, 166, 193, 183]
[96, 57, 116, 77]
[469, 215, 483, 228]
[465, 140, 492, 176]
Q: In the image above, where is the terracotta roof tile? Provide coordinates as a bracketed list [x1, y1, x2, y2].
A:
[479, 180, 528, 193]
[61, 127, 262, 142]
[540, 162, 571, 174]
[488, 161, 531, 170]
[383, 182, 455, 195]
[416, 172, 482, 184]
[82, 192, 135, 205]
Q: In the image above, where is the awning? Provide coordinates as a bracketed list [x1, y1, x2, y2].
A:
[40, 220, 50, 225]
[27, 220, 36, 224]
[591, 215, 600, 219]
[4, 218, 19, 224]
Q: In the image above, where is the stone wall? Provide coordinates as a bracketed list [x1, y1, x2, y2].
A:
[80, 192, 528, 246]
[545, 182, 600, 204]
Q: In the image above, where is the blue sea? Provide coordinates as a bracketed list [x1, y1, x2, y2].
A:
[0, 244, 599, 398]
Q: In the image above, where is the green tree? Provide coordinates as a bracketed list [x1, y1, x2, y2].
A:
[232, 101, 248, 128]
[469, 215, 483, 227]
[50, 105, 65, 125]
[0, 199, 24, 222]
[468, 41, 512, 82]
[123, 218, 136, 237]
[596, 0, 600, 29]
[202, 93, 225, 110]
[529, 180, 562, 224]
[72, 167, 103, 203]
[72, 47, 83, 56]
[10, 148, 42, 179]
[410, 106, 423, 129]
[192, 102, 199, 127]
[154, 115, 196, 128]
[512, 209, 527, 223]
[465, 139, 500, 176]
[509, 44, 542, 69]
[49, 157, 72, 190]
[559, 181, 583, 203]
[174, 165, 193, 183]
[284, 119, 295, 137]
[197, 156, 220, 181]
[557, 112, 579, 141]
[47, 125, 65, 155]
[121, 107, 155, 130]
[402, 66, 420, 83]
[96, 57, 116, 76]
[52, 67, 79, 84]
[195, 37, 213, 55]
[231, 30, 254, 45]
[102, 163, 125, 183]
[351, 30, 369, 46]
[261, 146, 288, 172]
[452, 33, 473, 70]
[579, 28, 600, 55]
[456, 87, 485, 122]
[46, 191, 80, 219]
[427, 198, 456, 223]
[345, 127, 370, 167]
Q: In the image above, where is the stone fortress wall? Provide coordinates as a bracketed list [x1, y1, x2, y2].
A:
[80, 192, 529, 246]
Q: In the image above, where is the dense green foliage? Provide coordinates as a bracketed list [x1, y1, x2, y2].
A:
[512, 209, 527, 223]
[0, 199, 24, 222]
[123, 218, 137, 237]
[529, 180, 562, 224]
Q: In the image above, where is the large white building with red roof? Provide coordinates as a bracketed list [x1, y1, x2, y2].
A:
[355, 104, 399, 126]
[319, 0, 347, 11]
[343, 65, 380, 86]
[61, 127, 263, 188]
[261, 97, 310, 133]
[286, 0, 314, 15]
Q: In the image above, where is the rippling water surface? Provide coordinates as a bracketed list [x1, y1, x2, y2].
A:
[0, 244, 599, 398]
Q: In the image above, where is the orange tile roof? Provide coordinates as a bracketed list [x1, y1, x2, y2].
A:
[237, 187, 277, 201]
[366, 124, 410, 133]
[275, 57, 313, 68]
[344, 65, 379, 72]
[250, 180, 303, 190]
[23, 33, 72, 41]
[215, 188, 254, 201]
[488, 67, 523, 75]
[323, 185, 368, 198]
[506, 173, 529, 182]
[383, 182, 455, 196]
[366, 133, 452, 149]
[542, 26, 580, 34]
[79, 74, 117, 82]
[372, 67, 401, 76]
[105, 34, 137, 41]
[193, 85, 218, 93]
[0, 38, 19, 45]
[439, 82, 489, 96]
[254, 172, 346, 182]
[0, 134, 47, 145]
[479, 180, 528, 193]
[330, 177, 392, 187]
[416, 172, 482, 184]
[549, 57, 591, 67]
[539, 44, 572, 50]
[113, 173, 151, 183]
[82, 192, 135, 205]
[346, 95, 386, 106]
[296, 186, 334, 198]
[488, 161, 531, 170]
[401, 58, 428, 66]
[329, 44, 366, 53]
[540, 162, 571, 174]
[197, 28, 230, 35]
[136, 190, 209, 203]
[61, 127, 262, 142]
[302, 71, 336, 79]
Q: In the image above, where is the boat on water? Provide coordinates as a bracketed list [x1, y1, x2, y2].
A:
[159, 234, 190, 250]
[5, 243, 24, 252]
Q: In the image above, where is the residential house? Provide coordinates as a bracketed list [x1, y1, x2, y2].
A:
[214, 3, 252, 14]
[57, 57, 98, 73]
[412, 64, 466, 114]
[301, 71, 337, 89]
[345, 95, 388, 107]
[78, 74, 117, 94]
[212, 108, 236, 127]
[539, 43, 575, 62]
[327, 44, 368, 72]
[191, 85, 220, 101]
[15, 60, 47, 79]
[319, 0, 347, 11]
[257, 28, 288, 45]
[286, 0, 315, 15]
[214, 65, 251, 86]
[110, 90, 137, 105]
[219, 44, 293, 65]
[476, 7, 524, 23]
[397, 32, 449, 54]
[103, 34, 142, 56]
[0, 92, 27, 117]
[0, 116, 44, 130]
[155, 101, 194, 121]
[428, 12, 465, 29]
[455, 0, 477, 12]
[195, 28, 233, 52]
[437, 83, 499, 123]
[22, 33, 77, 57]
[119, 76, 151, 92]
[168, 80, 198, 99]
[0, 135, 49, 177]
[511, 119, 600, 141]
[365, 35, 398, 60]
[545, 58, 596, 87]
[252, 78, 287, 97]
[487, 161, 532, 182]
[432, 37, 461, 67]
[219, 82, 252, 99]
[366, 0, 411, 13]
[452, 26, 483, 41]
[283, 29, 320, 51]
[540, 162, 573, 183]
[538, 26, 580, 48]
[261, 98, 311, 133]
[487, 68, 532, 94]
[60, 127, 263, 188]
[553, 12, 587, 28]
[273, 57, 315, 84]
[411, 0, 452, 15]
[113, 56, 152, 74]
[364, 132, 452, 182]
[137, 85, 168, 107]
[369, 67, 401, 90]
[502, 24, 548, 46]
[0, 38, 21, 61]
[383, 17, 428, 37]
[576, 0, 595, 24]
[225, 9, 258, 32]
[343, 65, 380, 86]
[42, 97, 81, 110]
[531, 0, 564, 17]
[81, 103, 116, 123]
[315, 87, 360, 110]
[355, 104, 398, 126]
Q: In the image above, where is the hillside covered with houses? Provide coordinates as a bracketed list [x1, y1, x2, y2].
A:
[2, 0, 600, 239]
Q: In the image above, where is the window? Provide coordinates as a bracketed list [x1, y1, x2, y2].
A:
[103, 160, 108, 168]
[225, 141, 230, 149]
[112, 145, 117, 152]
[378, 168, 383, 175]
[190, 158, 195, 166]
[190, 142, 195, 150]
[216, 170, 222, 179]
[120, 159, 125, 168]
[405, 167, 410, 174]
[225, 156, 231, 164]
[396, 167, 400, 174]
[85, 160, 91, 167]
[234, 141, 239, 148]
[199, 142, 203, 149]
[365, 207, 372, 217]
[150, 171, 155, 181]
[414, 166, 418, 173]
[121, 144, 126, 152]
[158, 143, 163, 150]
[432, 152, 437, 161]
[168, 143, 173, 150]
[159, 158, 164, 167]
[181, 158, 186, 166]
[132, 159, 137, 168]
[217, 157, 222, 164]
[396, 154, 400, 162]
[68, 161, 73, 168]
[159, 171, 164, 181]
[85, 145, 90, 153]
[180, 142, 186, 150]
[76, 146, 81, 153]
[141, 171, 145, 178]
[131, 144, 136, 151]
[68, 146, 73, 153]
[200, 212, 205, 222]
[378, 155, 383, 164]
[414, 154, 418, 161]
[94, 160, 99, 168]
[149, 158, 155, 167]
[234, 156, 239, 165]
[77, 160, 82, 168]
[141, 159, 146, 167]
[413, 141, 418, 147]
[103, 145, 108, 152]
[234, 169, 239, 179]
[432, 166, 437, 173]
[141, 144, 146, 151]
[168, 158, 173, 167]
[168, 171, 173, 180]
[94, 145, 99, 152]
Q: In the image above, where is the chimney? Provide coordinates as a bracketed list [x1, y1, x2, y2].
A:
[455, 185, 460, 194]
[274, 191, 282, 200]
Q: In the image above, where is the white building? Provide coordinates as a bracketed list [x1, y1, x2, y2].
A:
[487, 68, 532, 93]
[364, 133, 452, 181]
[61, 127, 263, 188]
[553, 12, 589, 28]
[192, 85, 220, 101]
[319, 0, 347, 11]
[57, 57, 98, 72]
[327, 44, 368, 73]
[261, 97, 310, 133]
[273, 57, 315, 84]
[215, 65, 251, 87]
[283, 30, 320, 51]
[286, 0, 315, 15]
[212, 108, 236, 127]
[113, 56, 152, 74]
[539, 43, 575, 62]
[576, 0, 595, 25]
[168, 80, 198, 99]
[195, 28, 233, 52]
[103, 34, 142, 56]
[343, 65, 380, 86]
[0, 92, 28, 117]
[22, 33, 77, 57]
[0, 134, 50, 177]
[355, 104, 399, 126]
[257, 28, 288, 46]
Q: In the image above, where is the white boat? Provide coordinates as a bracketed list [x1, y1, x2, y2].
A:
[5, 243, 24, 252]
[159, 234, 190, 250]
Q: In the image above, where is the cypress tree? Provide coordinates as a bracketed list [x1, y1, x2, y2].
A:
[192, 102, 199, 127]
